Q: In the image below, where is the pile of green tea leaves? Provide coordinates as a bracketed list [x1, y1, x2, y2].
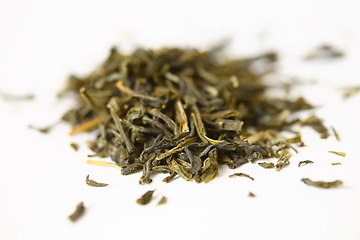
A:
[61, 46, 329, 184]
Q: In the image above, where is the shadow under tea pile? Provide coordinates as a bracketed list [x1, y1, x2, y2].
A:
[61, 47, 316, 184]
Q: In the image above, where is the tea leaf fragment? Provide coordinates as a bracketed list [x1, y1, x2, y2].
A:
[301, 178, 343, 188]
[328, 151, 346, 157]
[229, 173, 254, 181]
[68, 202, 85, 222]
[157, 196, 167, 205]
[258, 162, 275, 169]
[86, 175, 109, 187]
[298, 160, 314, 168]
[137, 190, 155, 205]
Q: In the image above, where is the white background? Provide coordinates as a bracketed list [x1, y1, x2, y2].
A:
[1, 0, 360, 240]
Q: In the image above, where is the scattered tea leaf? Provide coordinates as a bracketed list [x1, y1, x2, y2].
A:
[331, 126, 340, 141]
[342, 86, 360, 100]
[28, 125, 51, 133]
[298, 160, 314, 168]
[328, 151, 346, 157]
[301, 178, 343, 188]
[157, 196, 167, 205]
[229, 173, 254, 181]
[137, 190, 155, 205]
[248, 192, 256, 197]
[275, 152, 291, 171]
[86, 175, 109, 187]
[70, 143, 79, 151]
[0, 90, 35, 101]
[68, 202, 85, 222]
[258, 162, 275, 169]
[301, 116, 329, 139]
[331, 162, 341, 165]
[305, 44, 344, 60]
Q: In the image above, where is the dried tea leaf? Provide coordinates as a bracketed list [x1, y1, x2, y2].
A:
[331, 126, 340, 141]
[275, 152, 291, 171]
[342, 86, 360, 100]
[157, 196, 167, 205]
[301, 116, 329, 139]
[248, 192, 256, 197]
[301, 178, 343, 188]
[331, 162, 341, 165]
[328, 151, 346, 157]
[68, 202, 85, 222]
[59, 45, 325, 184]
[229, 173, 254, 181]
[0, 90, 35, 101]
[258, 162, 275, 169]
[86, 175, 109, 187]
[298, 160, 314, 168]
[70, 143, 79, 151]
[305, 44, 344, 60]
[136, 190, 155, 205]
[28, 125, 52, 133]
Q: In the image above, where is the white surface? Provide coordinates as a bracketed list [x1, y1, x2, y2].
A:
[1, 1, 360, 240]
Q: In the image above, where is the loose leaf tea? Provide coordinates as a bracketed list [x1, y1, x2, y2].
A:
[28, 125, 52, 133]
[60, 45, 326, 184]
[275, 152, 291, 171]
[301, 178, 343, 188]
[86, 175, 109, 187]
[0, 90, 34, 101]
[330, 162, 341, 165]
[328, 151, 346, 157]
[248, 192, 256, 197]
[331, 126, 340, 142]
[70, 143, 79, 151]
[301, 116, 329, 139]
[298, 160, 314, 168]
[258, 162, 275, 169]
[229, 173, 254, 181]
[136, 190, 155, 205]
[68, 202, 85, 222]
[157, 196, 167, 205]
[305, 44, 344, 60]
[342, 86, 360, 100]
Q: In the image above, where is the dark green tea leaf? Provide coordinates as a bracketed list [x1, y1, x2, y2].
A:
[68, 202, 85, 222]
[229, 173, 254, 181]
[70, 143, 79, 151]
[157, 196, 167, 205]
[136, 190, 155, 205]
[86, 175, 109, 187]
[248, 192, 256, 197]
[301, 178, 343, 188]
[298, 160, 314, 168]
[258, 162, 275, 169]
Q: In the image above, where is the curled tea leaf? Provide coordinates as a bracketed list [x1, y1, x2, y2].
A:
[68, 202, 85, 222]
[70, 143, 79, 151]
[301, 178, 343, 188]
[258, 162, 275, 169]
[301, 116, 329, 139]
[248, 192, 256, 197]
[229, 173, 254, 181]
[86, 175, 109, 187]
[331, 162, 341, 165]
[275, 152, 291, 171]
[298, 160, 314, 168]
